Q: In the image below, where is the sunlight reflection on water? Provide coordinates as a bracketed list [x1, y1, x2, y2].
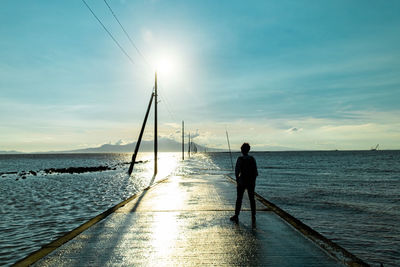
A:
[0, 152, 190, 266]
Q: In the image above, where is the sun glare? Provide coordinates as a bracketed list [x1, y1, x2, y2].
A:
[156, 55, 176, 76]
[152, 49, 182, 82]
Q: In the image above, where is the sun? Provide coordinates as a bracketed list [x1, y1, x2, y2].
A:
[151, 49, 182, 82]
[156, 55, 176, 77]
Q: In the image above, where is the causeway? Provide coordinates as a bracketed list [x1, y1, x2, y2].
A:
[25, 174, 352, 266]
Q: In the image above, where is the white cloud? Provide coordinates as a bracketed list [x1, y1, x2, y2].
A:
[189, 129, 200, 139]
[114, 139, 128, 146]
[177, 111, 400, 150]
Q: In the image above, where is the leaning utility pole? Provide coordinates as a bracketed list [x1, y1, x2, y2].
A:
[127, 72, 159, 176]
[128, 93, 154, 175]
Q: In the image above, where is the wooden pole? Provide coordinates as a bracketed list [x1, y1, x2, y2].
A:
[128, 93, 154, 175]
[188, 132, 191, 158]
[182, 121, 184, 160]
[226, 130, 234, 170]
[154, 72, 158, 176]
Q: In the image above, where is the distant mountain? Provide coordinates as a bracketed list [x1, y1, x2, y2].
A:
[1, 138, 297, 154]
[0, 138, 223, 154]
[252, 145, 302, 151]
[57, 138, 224, 153]
[0, 150, 23, 154]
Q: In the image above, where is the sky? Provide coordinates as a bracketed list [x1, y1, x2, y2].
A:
[1, 0, 399, 152]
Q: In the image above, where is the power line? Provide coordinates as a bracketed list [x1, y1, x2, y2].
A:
[81, 0, 135, 65]
[103, 0, 151, 69]
[158, 85, 177, 121]
[159, 89, 176, 121]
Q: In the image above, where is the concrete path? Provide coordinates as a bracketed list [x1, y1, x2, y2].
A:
[34, 174, 343, 266]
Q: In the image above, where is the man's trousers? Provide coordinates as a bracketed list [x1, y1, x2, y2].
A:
[235, 183, 256, 217]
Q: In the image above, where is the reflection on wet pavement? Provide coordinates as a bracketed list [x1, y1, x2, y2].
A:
[34, 175, 343, 266]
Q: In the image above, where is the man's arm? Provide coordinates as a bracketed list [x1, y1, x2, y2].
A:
[235, 157, 241, 179]
[253, 157, 258, 177]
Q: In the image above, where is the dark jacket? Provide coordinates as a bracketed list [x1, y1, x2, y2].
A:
[235, 155, 258, 187]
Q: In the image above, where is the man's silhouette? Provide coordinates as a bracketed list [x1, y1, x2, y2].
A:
[230, 143, 258, 224]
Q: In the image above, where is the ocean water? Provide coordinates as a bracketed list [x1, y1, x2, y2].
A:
[0, 151, 399, 266]
[0, 152, 184, 266]
[209, 151, 400, 267]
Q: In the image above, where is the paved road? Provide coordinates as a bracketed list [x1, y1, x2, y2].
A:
[34, 174, 343, 266]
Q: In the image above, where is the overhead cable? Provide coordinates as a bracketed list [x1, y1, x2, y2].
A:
[158, 85, 177, 121]
[103, 0, 151, 68]
[81, 0, 135, 65]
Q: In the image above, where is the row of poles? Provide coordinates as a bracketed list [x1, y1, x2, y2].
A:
[181, 121, 197, 160]
[128, 72, 202, 177]
[80, 1, 213, 177]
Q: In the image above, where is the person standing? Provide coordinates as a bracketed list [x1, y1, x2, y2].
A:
[230, 143, 258, 224]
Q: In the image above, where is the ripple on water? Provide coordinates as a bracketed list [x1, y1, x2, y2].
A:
[0, 153, 186, 266]
[2, 152, 400, 266]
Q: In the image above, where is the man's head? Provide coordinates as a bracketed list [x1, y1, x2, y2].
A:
[241, 143, 250, 155]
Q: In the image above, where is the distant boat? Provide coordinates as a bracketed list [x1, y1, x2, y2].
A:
[371, 144, 379, 151]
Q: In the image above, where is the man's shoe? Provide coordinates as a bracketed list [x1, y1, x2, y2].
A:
[230, 215, 239, 223]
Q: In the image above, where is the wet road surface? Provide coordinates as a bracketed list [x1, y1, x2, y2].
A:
[34, 174, 343, 266]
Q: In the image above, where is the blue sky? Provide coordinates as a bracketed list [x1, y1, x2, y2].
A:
[1, 0, 399, 152]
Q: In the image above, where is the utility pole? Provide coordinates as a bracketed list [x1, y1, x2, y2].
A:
[128, 92, 154, 175]
[188, 132, 191, 158]
[226, 130, 234, 170]
[182, 121, 184, 160]
[154, 72, 158, 176]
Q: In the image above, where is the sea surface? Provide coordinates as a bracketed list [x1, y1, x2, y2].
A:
[0, 151, 399, 266]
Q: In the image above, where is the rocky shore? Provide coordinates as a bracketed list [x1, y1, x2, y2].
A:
[1, 160, 147, 180]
